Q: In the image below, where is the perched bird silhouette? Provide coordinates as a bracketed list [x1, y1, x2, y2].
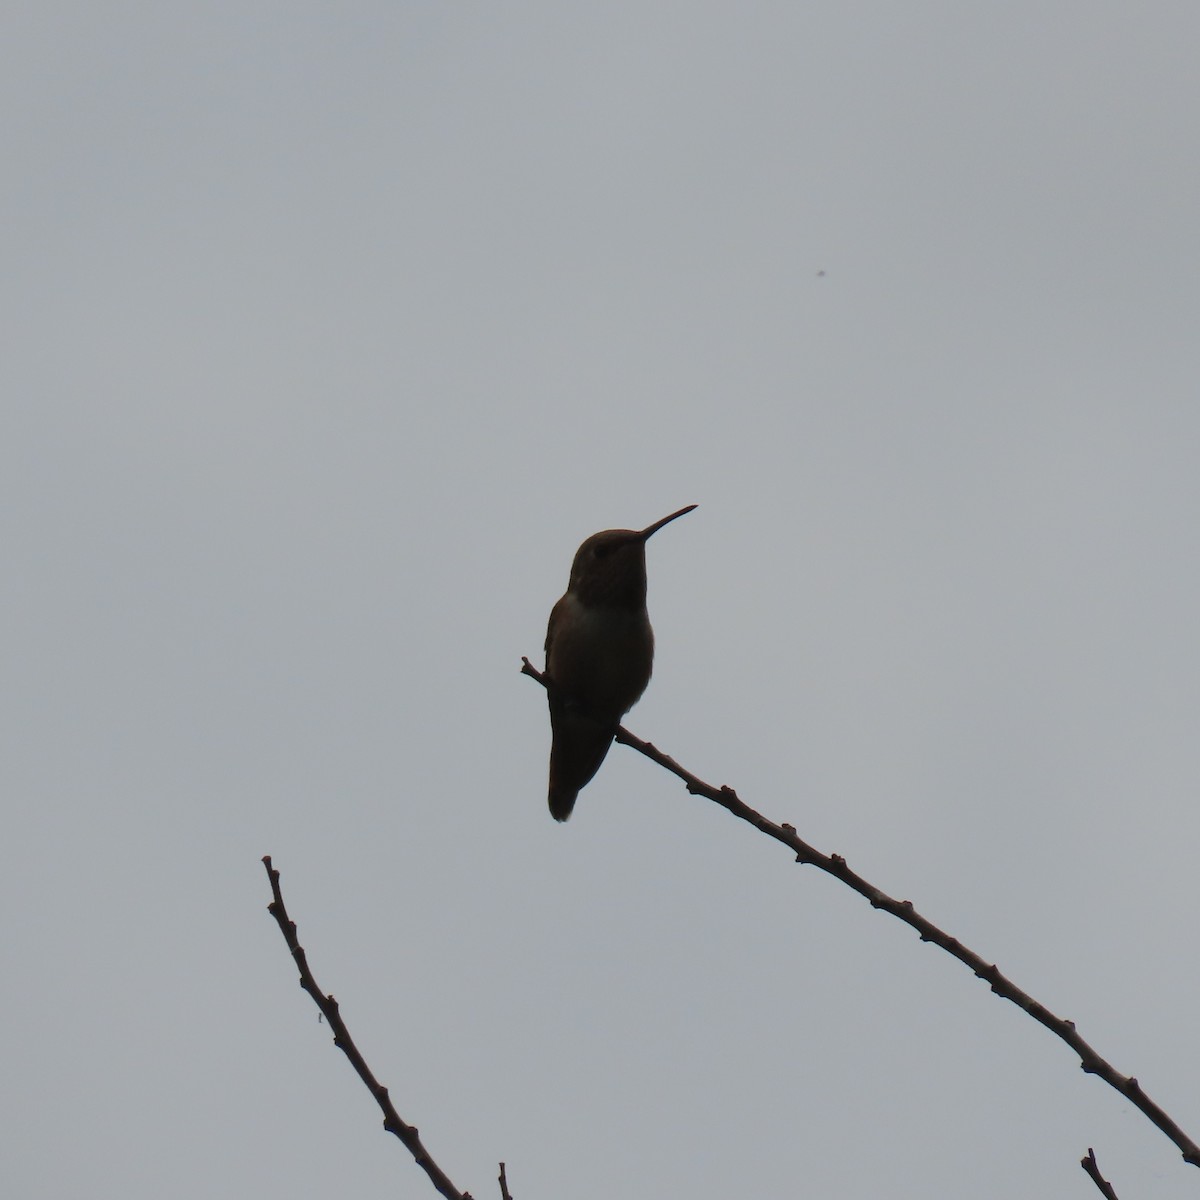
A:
[543, 505, 696, 820]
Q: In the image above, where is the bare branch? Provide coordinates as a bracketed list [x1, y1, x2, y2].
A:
[498, 1161, 514, 1200]
[262, 856, 476, 1200]
[1081, 1148, 1120, 1200]
[521, 657, 1200, 1171]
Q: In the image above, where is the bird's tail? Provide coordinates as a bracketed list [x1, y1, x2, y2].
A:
[547, 705, 616, 821]
[548, 783, 580, 822]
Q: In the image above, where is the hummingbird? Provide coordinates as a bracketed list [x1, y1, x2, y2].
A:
[543, 504, 696, 821]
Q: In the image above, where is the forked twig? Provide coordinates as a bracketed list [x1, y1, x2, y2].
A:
[1081, 1148, 1120, 1200]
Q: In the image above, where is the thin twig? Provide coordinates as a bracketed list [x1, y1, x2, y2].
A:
[262, 856, 475, 1200]
[521, 657, 1200, 1171]
[1081, 1148, 1120, 1200]
[498, 1161, 514, 1200]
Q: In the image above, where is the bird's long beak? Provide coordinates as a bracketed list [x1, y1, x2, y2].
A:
[638, 504, 698, 541]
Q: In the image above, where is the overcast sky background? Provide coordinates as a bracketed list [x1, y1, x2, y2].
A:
[4, 4, 1199, 1198]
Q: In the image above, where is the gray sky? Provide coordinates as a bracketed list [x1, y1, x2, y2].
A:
[4, 4, 1199, 1197]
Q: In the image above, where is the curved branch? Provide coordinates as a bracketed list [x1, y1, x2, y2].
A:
[521, 657, 1200, 1171]
[262, 856, 475, 1200]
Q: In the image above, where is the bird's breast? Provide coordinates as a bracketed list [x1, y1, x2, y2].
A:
[547, 593, 654, 719]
